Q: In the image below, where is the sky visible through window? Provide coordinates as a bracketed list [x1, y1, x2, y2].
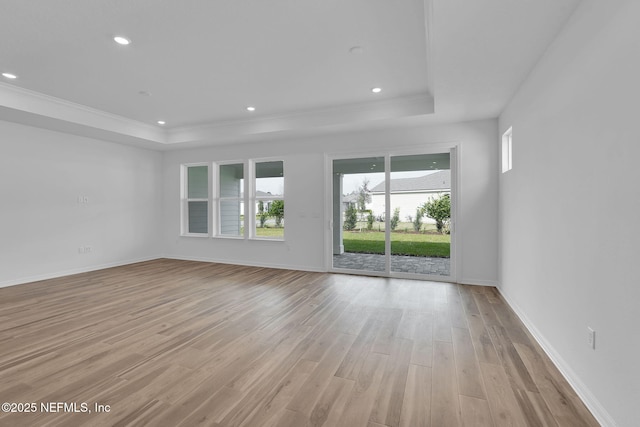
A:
[256, 177, 284, 195]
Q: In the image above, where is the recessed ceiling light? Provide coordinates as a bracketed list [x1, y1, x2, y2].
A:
[371, 87, 382, 93]
[157, 120, 166, 125]
[349, 46, 365, 55]
[2, 72, 17, 79]
[246, 106, 256, 112]
[114, 36, 131, 45]
[138, 90, 151, 97]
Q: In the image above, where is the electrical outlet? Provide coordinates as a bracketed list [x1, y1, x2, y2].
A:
[587, 327, 596, 350]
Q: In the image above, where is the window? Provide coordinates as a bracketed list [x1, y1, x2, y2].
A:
[181, 159, 285, 240]
[502, 126, 513, 173]
[253, 160, 284, 239]
[182, 164, 209, 235]
[217, 163, 244, 237]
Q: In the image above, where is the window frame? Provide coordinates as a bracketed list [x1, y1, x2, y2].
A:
[502, 126, 513, 173]
[180, 158, 286, 241]
[250, 159, 285, 241]
[181, 163, 211, 237]
[214, 160, 247, 239]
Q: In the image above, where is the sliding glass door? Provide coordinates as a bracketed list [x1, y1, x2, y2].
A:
[331, 149, 455, 280]
[332, 157, 386, 273]
[389, 153, 451, 276]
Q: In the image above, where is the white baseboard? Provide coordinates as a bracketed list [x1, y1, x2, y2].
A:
[458, 277, 499, 287]
[163, 255, 326, 274]
[498, 288, 616, 427]
[0, 255, 162, 289]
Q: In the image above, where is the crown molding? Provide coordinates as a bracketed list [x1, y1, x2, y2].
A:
[0, 82, 166, 146]
[165, 93, 434, 146]
[0, 82, 434, 150]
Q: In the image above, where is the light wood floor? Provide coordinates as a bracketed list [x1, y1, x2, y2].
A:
[0, 259, 599, 427]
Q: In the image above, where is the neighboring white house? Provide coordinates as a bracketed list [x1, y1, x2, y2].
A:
[341, 192, 359, 213]
[240, 190, 281, 216]
[369, 170, 450, 224]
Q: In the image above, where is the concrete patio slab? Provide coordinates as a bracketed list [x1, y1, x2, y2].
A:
[332, 252, 450, 276]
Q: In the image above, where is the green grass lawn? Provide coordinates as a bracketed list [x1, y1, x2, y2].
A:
[255, 227, 285, 237]
[343, 230, 450, 257]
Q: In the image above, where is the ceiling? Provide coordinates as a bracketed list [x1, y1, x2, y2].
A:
[0, 0, 580, 149]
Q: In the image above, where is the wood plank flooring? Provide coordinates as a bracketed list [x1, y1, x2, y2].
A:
[0, 259, 599, 426]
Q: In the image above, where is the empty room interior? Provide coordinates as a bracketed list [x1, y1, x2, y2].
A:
[1, 1, 638, 426]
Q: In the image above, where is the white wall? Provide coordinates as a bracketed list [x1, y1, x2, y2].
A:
[0, 120, 163, 287]
[499, 1, 640, 426]
[162, 118, 498, 285]
[0, 117, 497, 286]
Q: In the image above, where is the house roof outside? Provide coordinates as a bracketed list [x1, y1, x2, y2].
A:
[370, 170, 450, 194]
[342, 193, 359, 204]
[241, 191, 282, 198]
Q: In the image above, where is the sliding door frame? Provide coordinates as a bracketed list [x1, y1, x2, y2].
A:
[325, 143, 459, 282]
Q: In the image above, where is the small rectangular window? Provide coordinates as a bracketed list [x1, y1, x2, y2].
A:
[502, 127, 513, 173]
[254, 161, 284, 239]
[183, 164, 209, 235]
[218, 163, 244, 237]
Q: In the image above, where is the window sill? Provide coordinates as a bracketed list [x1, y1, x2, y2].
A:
[180, 233, 209, 238]
[249, 237, 285, 242]
[213, 235, 245, 240]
